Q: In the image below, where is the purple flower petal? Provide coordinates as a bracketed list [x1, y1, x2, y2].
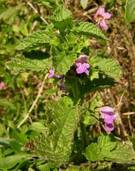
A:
[103, 12, 112, 19]
[94, 7, 105, 18]
[99, 19, 108, 30]
[102, 114, 116, 124]
[48, 68, 55, 78]
[100, 106, 116, 133]
[104, 123, 114, 133]
[94, 6, 112, 31]
[100, 106, 114, 114]
[75, 55, 90, 75]
[76, 63, 90, 75]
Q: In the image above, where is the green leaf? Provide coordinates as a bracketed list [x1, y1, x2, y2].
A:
[0, 154, 31, 169]
[0, 98, 16, 111]
[73, 22, 106, 40]
[29, 122, 47, 133]
[85, 135, 135, 163]
[83, 93, 102, 126]
[0, 5, 22, 21]
[90, 56, 121, 80]
[52, 50, 76, 75]
[80, 0, 88, 9]
[51, 6, 72, 22]
[85, 135, 116, 162]
[37, 163, 51, 171]
[16, 25, 58, 51]
[7, 57, 51, 72]
[34, 97, 80, 166]
[125, 0, 135, 23]
[50, 6, 72, 30]
[107, 142, 135, 163]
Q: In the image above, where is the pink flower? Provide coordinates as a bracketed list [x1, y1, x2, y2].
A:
[48, 68, 55, 78]
[94, 7, 112, 31]
[0, 82, 6, 90]
[75, 55, 90, 75]
[100, 106, 116, 133]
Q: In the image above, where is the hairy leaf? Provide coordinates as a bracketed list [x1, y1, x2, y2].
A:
[90, 56, 121, 80]
[73, 22, 106, 40]
[16, 25, 58, 51]
[85, 135, 135, 163]
[34, 97, 79, 166]
[7, 57, 51, 72]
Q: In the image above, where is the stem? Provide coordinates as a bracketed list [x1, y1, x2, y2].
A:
[17, 74, 48, 128]
[22, 0, 48, 25]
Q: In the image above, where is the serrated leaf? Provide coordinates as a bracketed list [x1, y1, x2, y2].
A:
[7, 57, 51, 72]
[34, 97, 80, 166]
[85, 135, 135, 163]
[90, 56, 121, 80]
[85, 135, 116, 162]
[16, 25, 58, 51]
[125, 0, 135, 23]
[107, 142, 135, 163]
[73, 22, 106, 40]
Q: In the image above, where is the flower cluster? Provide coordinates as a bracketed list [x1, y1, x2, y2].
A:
[75, 55, 90, 75]
[100, 106, 116, 133]
[94, 7, 112, 31]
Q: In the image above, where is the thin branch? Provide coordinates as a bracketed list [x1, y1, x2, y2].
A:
[23, 0, 48, 25]
[17, 74, 48, 128]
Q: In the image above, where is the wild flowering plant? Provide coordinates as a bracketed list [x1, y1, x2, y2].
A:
[1, 1, 135, 171]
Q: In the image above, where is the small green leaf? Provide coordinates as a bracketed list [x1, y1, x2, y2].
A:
[125, 0, 135, 23]
[0, 154, 31, 169]
[74, 22, 106, 40]
[37, 163, 51, 171]
[80, 0, 88, 9]
[29, 122, 46, 133]
[51, 6, 72, 22]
